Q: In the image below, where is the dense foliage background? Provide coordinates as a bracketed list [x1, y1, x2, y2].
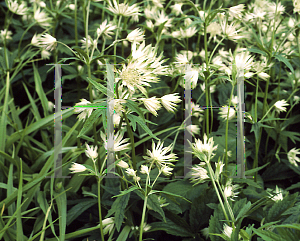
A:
[1, 0, 300, 240]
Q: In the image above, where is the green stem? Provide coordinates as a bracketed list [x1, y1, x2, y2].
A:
[97, 178, 105, 241]
[114, 16, 123, 65]
[123, 112, 136, 170]
[206, 161, 230, 225]
[224, 84, 235, 182]
[139, 196, 148, 241]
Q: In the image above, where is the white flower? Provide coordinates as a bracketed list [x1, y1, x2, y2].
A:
[102, 217, 115, 235]
[267, 185, 284, 202]
[100, 131, 131, 152]
[74, 99, 93, 121]
[160, 93, 181, 113]
[34, 8, 52, 28]
[0, 30, 13, 42]
[234, 51, 255, 79]
[161, 165, 173, 176]
[287, 147, 300, 167]
[223, 179, 240, 201]
[125, 168, 140, 181]
[219, 107, 236, 121]
[69, 162, 87, 173]
[41, 49, 51, 60]
[189, 164, 209, 185]
[7, 0, 28, 15]
[80, 35, 94, 50]
[170, 3, 183, 16]
[97, 20, 117, 39]
[228, 4, 245, 19]
[215, 161, 225, 180]
[201, 227, 209, 239]
[186, 125, 200, 136]
[143, 140, 177, 168]
[107, 0, 140, 17]
[31, 33, 57, 51]
[153, 10, 172, 27]
[85, 143, 98, 160]
[48, 101, 54, 112]
[188, 133, 218, 161]
[274, 99, 289, 113]
[140, 97, 162, 117]
[223, 223, 233, 238]
[294, 0, 300, 13]
[184, 69, 198, 89]
[143, 222, 151, 232]
[116, 160, 129, 169]
[126, 28, 145, 42]
[140, 165, 149, 174]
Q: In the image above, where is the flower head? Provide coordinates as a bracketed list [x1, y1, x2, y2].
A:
[125, 168, 140, 182]
[34, 8, 52, 28]
[188, 133, 218, 162]
[74, 99, 93, 121]
[102, 217, 115, 235]
[0, 30, 13, 42]
[140, 96, 162, 117]
[69, 162, 87, 173]
[161, 165, 173, 176]
[143, 140, 177, 168]
[266, 185, 284, 202]
[160, 93, 181, 113]
[223, 223, 233, 238]
[85, 143, 98, 160]
[7, 0, 28, 15]
[140, 165, 150, 175]
[107, 0, 140, 17]
[126, 28, 145, 42]
[97, 20, 117, 39]
[100, 131, 131, 152]
[116, 160, 129, 169]
[31, 33, 57, 51]
[287, 147, 300, 167]
[219, 107, 236, 121]
[274, 99, 289, 113]
[223, 179, 240, 201]
[189, 163, 209, 185]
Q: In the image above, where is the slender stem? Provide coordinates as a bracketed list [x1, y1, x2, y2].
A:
[123, 112, 136, 170]
[224, 84, 235, 183]
[97, 178, 105, 241]
[139, 196, 148, 241]
[206, 161, 230, 224]
[114, 16, 123, 64]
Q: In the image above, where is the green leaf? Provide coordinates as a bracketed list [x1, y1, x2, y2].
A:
[54, 187, 68, 241]
[124, 99, 145, 121]
[73, 47, 89, 64]
[266, 193, 298, 223]
[33, 63, 49, 117]
[77, 109, 104, 137]
[149, 190, 191, 203]
[127, 114, 159, 140]
[274, 54, 294, 74]
[116, 225, 131, 241]
[245, 162, 270, 176]
[147, 194, 166, 222]
[252, 228, 283, 241]
[232, 178, 263, 189]
[86, 77, 108, 95]
[111, 186, 140, 198]
[248, 47, 267, 56]
[66, 199, 98, 226]
[107, 192, 131, 232]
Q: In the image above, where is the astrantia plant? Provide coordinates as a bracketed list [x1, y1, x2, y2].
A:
[1, 0, 300, 241]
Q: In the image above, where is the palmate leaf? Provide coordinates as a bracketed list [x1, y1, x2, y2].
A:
[147, 194, 166, 223]
[106, 192, 131, 232]
[77, 108, 105, 137]
[127, 114, 159, 140]
[252, 228, 283, 241]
